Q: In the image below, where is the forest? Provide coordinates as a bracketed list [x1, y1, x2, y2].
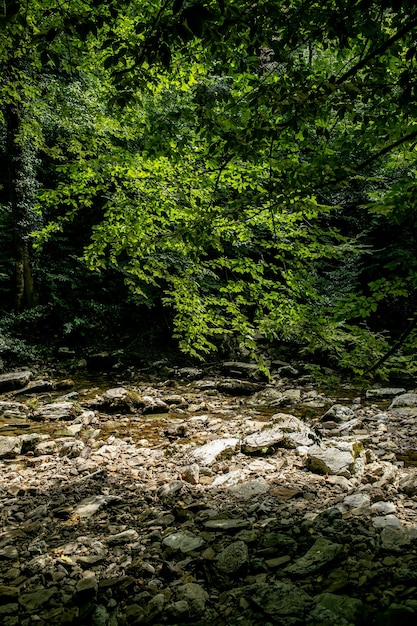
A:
[1, 0, 417, 378]
[2, 3, 417, 626]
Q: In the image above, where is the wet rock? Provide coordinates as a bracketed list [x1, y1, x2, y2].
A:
[189, 438, 240, 466]
[0, 371, 32, 392]
[285, 537, 343, 575]
[216, 540, 249, 575]
[243, 413, 315, 453]
[33, 401, 76, 421]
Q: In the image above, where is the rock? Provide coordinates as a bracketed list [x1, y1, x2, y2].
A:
[0, 401, 29, 418]
[162, 532, 205, 554]
[212, 468, 250, 488]
[0, 436, 22, 458]
[306, 440, 364, 478]
[75, 575, 98, 600]
[372, 515, 401, 529]
[157, 480, 183, 500]
[203, 519, 251, 532]
[181, 464, 200, 484]
[250, 582, 314, 621]
[18, 588, 57, 611]
[0, 370, 32, 392]
[366, 388, 406, 399]
[0, 546, 18, 559]
[379, 525, 417, 551]
[176, 583, 208, 614]
[315, 592, 366, 625]
[222, 361, 265, 380]
[175, 367, 203, 380]
[285, 537, 343, 575]
[33, 402, 76, 421]
[74, 495, 122, 518]
[217, 379, 264, 395]
[389, 393, 417, 409]
[370, 501, 396, 515]
[337, 492, 371, 514]
[242, 413, 315, 453]
[106, 529, 139, 545]
[189, 438, 240, 466]
[13, 379, 54, 395]
[227, 477, 270, 500]
[216, 540, 249, 575]
[322, 404, 355, 423]
[399, 471, 417, 495]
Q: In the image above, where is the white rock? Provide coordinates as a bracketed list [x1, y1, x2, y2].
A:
[188, 438, 240, 466]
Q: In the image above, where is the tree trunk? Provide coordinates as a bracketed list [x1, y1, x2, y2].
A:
[5, 102, 37, 310]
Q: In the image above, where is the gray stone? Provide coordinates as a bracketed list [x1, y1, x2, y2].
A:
[212, 468, 250, 488]
[0, 370, 32, 392]
[203, 518, 251, 532]
[380, 525, 417, 551]
[372, 515, 401, 529]
[243, 413, 315, 452]
[306, 441, 364, 478]
[389, 393, 417, 409]
[227, 477, 270, 500]
[106, 529, 139, 545]
[162, 532, 205, 553]
[189, 438, 240, 466]
[322, 404, 355, 423]
[370, 501, 396, 515]
[285, 537, 343, 575]
[337, 493, 370, 514]
[216, 540, 249, 574]
[399, 471, 417, 496]
[157, 480, 183, 499]
[75, 495, 122, 518]
[176, 583, 209, 614]
[0, 401, 29, 418]
[33, 402, 76, 421]
[0, 436, 22, 458]
[366, 387, 406, 399]
[181, 464, 200, 484]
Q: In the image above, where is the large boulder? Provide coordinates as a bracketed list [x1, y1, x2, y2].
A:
[0, 371, 32, 392]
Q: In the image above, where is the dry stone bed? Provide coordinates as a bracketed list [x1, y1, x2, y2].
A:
[0, 368, 416, 624]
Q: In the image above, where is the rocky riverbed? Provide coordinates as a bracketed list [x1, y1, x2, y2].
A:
[0, 362, 417, 625]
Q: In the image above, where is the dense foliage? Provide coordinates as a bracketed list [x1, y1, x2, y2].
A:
[1, 0, 417, 377]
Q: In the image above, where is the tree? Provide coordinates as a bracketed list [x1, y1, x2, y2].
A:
[2, 1, 417, 375]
